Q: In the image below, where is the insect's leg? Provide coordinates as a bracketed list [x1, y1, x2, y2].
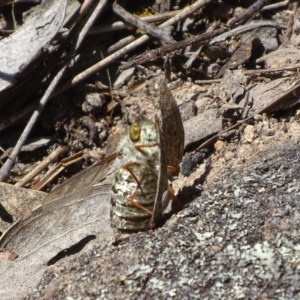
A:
[167, 165, 181, 179]
[128, 196, 153, 215]
[166, 162, 182, 205]
[128, 175, 153, 216]
[123, 162, 146, 196]
[167, 185, 183, 209]
[135, 143, 159, 155]
[167, 165, 177, 174]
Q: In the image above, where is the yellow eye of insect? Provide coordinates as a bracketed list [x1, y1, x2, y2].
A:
[129, 122, 141, 142]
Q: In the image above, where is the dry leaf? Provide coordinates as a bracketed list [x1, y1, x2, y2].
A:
[0, 182, 113, 300]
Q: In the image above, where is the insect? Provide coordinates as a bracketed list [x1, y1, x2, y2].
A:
[110, 117, 169, 232]
[42, 78, 184, 232]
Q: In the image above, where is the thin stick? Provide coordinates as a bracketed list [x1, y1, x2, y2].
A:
[88, 9, 181, 35]
[119, 28, 225, 71]
[227, 0, 270, 27]
[260, 0, 289, 11]
[194, 63, 300, 83]
[113, 2, 174, 44]
[32, 150, 86, 191]
[15, 146, 67, 188]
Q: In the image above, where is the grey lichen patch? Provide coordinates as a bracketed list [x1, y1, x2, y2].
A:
[26, 138, 300, 299]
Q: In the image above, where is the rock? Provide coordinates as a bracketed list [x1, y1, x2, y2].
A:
[25, 122, 300, 300]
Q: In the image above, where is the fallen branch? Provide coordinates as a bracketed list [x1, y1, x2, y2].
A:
[227, 0, 271, 27]
[119, 27, 225, 71]
[113, 1, 174, 44]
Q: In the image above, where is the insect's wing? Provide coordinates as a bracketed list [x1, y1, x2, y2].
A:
[152, 79, 185, 225]
[152, 119, 168, 225]
[159, 79, 184, 173]
[42, 153, 118, 212]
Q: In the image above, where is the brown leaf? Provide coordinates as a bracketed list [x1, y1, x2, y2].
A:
[0, 182, 113, 300]
[0, 182, 45, 233]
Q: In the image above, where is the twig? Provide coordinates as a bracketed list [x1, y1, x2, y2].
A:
[0, 0, 15, 7]
[113, 1, 174, 44]
[227, 0, 270, 28]
[244, 63, 300, 75]
[0, 0, 108, 182]
[282, 2, 298, 43]
[32, 150, 86, 191]
[53, 0, 213, 97]
[105, 11, 182, 54]
[195, 63, 300, 85]
[107, 35, 135, 54]
[88, 9, 181, 35]
[11, 2, 16, 30]
[260, 0, 289, 12]
[119, 28, 225, 71]
[210, 21, 278, 45]
[15, 146, 67, 188]
[184, 46, 203, 69]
